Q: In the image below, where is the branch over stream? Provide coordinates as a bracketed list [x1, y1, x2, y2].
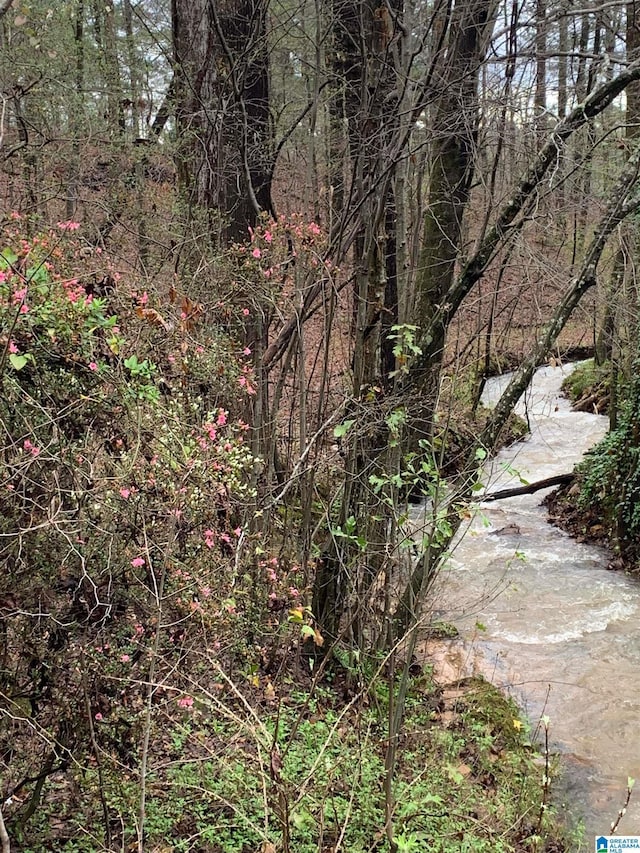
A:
[481, 473, 575, 503]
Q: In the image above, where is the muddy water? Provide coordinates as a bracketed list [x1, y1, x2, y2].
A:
[426, 364, 640, 840]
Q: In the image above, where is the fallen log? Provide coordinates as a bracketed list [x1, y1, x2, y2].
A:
[481, 472, 575, 502]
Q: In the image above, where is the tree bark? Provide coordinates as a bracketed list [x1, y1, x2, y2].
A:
[534, 0, 547, 146]
[313, 0, 405, 642]
[413, 0, 497, 432]
[482, 473, 574, 503]
[172, 0, 274, 242]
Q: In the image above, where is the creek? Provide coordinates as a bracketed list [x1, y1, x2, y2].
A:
[425, 363, 640, 840]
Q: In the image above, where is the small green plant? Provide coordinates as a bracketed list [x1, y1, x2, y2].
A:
[387, 324, 422, 378]
[561, 358, 610, 403]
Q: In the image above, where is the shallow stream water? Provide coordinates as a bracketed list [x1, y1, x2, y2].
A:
[425, 364, 640, 841]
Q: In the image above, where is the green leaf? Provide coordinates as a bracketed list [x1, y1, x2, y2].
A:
[300, 625, 315, 640]
[0, 248, 18, 268]
[333, 418, 355, 438]
[9, 353, 28, 371]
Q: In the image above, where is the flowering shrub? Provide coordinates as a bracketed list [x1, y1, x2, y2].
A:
[0, 220, 121, 373]
[0, 214, 340, 851]
[0, 219, 267, 836]
[235, 213, 329, 309]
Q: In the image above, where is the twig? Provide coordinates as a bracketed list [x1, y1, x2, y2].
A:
[266, 401, 348, 508]
[81, 653, 111, 849]
[610, 777, 635, 834]
[535, 715, 551, 838]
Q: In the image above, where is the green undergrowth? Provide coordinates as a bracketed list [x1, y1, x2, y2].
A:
[17, 673, 578, 853]
[561, 359, 610, 413]
[550, 358, 640, 571]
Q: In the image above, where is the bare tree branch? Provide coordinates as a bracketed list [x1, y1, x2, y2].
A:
[264, 55, 640, 376]
[409, 53, 640, 382]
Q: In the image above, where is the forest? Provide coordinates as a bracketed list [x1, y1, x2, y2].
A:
[1, 0, 639, 849]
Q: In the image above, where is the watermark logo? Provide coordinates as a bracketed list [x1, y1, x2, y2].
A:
[595, 838, 640, 851]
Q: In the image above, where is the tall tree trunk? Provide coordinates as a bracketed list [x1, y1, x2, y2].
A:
[172, 0, 274, 243]
[123, 0, 141, 137]
[534, 0, 547, 147]
[313, 0, 404, 642]
[98, 0, 125, 135]
[66, 0, 85, 220]
[412, 0, 497, 435]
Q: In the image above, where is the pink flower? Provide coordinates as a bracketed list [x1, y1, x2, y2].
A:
[119, 488, 131, 499]
[139, 291, 148, 306]
[177, 696, 194, 709]
[57, 220, 81, 230]
[263, 230, 273, 243]
[120, 654, 131, 663]
[88, 361, 98, 372]
[243, 347, 251, 356]
[131, 556, 145, 568]
[94, 713, 103, 721]
[242, 308, 250, 316]
[12, 288, 27, 304]
[19, 304, 29, 314]
[216, 410, 227, 427]
[252, 247, 262, 259]
[8, 341, 18, 354]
